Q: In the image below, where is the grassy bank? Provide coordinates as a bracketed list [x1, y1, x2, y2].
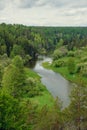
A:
[24, 68, 54, 108]
[25, 68, 40, 80]
[42, 62, 87, 83]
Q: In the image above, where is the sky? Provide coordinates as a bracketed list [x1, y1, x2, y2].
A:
[0, 0, 87, 26]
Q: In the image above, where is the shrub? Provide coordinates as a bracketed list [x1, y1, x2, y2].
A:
[53, 50, 63, 60]
[81, 56, 87, 62]
[67, 51, 75, 57]
[79, 63, 87, 77]
[67, 58, 76, 74]
[52, 59, 66, 67]
[53, 46, 68, 61]
[75, 50, 82, 58]
[76, 63, 84, 73]
[23, 54, 31, 65]
[25, 78, 44, 97]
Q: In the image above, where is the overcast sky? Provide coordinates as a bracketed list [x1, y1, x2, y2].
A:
[0, 0, 87, 26]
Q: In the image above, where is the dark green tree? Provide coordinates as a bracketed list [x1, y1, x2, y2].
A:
[34, 98, 63, 130]
[67, 58, 76, 74]
[0, 89, 19, 130]
[11, 44, 25, 58]
[65, 78, 87, 130]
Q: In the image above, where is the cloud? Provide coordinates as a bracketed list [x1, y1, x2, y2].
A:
[0, 0, 87, 26]
[0, 0, 6, 10]
[13, 0, 87, 9]
[13, 0, 68, 9]
[17, 0, 38, 8]
[61, 7, 87, 16]
[13, 0, 42, 8]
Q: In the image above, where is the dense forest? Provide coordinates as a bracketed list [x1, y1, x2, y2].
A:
[0, 23, 87, 130]
[0, 23, 87, 59]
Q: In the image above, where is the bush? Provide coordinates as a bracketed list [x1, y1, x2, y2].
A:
[67, 51, 75, 57]
[78, 63, 87, 77]
[67, 58, 76, 74]
[76, 63, 84, 73]
[76, 63, 87, 76]
[81, 67, 87, 77]
[73, 50, 83, 58]
[52, 59, 66, 67]
[53, 46, 68, 61]
[53, 50, 63, 60]
[25, 78, 44, 97]
[81, 56, 87, 62]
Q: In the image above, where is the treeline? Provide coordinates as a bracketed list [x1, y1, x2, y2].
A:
[0, 23, 87, 61]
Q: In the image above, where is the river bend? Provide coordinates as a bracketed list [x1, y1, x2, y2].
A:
[33, 57, 72, 107]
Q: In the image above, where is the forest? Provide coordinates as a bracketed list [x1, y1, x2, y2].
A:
[0, 23, 87, 130]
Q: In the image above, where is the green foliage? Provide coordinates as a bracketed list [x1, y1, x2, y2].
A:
[1, 23, 87, 130]
[0, 44, 6, 55]
[76, 63, 83, 73]
[67, 51, 75, 57]
[2, 56, 26, 97]
[67, 58, 76, 74]
[0, 54, 11, 87]
[39, 48, 46, 55]
[24, 78, 44, 97]
[43, 60, 87, 129]
[0, 54, 11, 68]
[12, 55, 24, 69]
[0, 23, 87, 61]
[11, 44, 24, 58]
[0, 89, 38, 130]
[53, 47, 68, 61]
[66, 79, 87, 130]
[0, 61, 55, 130]
[76, 62, 87, 77]
[24, 68, 40, 79]
[56, 38, 64, 48]
[53, 49, 63, 60]
[24, 67, 46, 97]
[30, 90, 54, 108]
[23, 54, 31, 65]
[81, 64, 87, 77]
[34, 98, 63, 130]
[81, 56, 87, 62]
[42, 61, 78, 83]
[0, 64, 3, 87]
[0, 90, 19, 130]
[52, 59, 66, 67]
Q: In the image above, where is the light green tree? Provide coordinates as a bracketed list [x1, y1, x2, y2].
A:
[56, 38, 64, 48]
[0, 64, 3, 87]
[2, 56, 26, 97]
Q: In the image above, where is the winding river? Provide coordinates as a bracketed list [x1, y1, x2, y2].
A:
[33, 57, 72, 108]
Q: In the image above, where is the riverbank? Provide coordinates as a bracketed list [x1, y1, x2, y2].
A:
[25, 68, 54, 108]
[42, 62, 87, 84]
[33, 57, 71, 108]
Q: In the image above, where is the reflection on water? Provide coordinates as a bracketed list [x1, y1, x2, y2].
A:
[33, 56, 72, 108]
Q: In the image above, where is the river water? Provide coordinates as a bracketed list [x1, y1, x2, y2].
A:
[33, 57, 72, 108]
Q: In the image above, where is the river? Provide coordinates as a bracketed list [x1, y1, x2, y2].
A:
[33, 57, 72, 108]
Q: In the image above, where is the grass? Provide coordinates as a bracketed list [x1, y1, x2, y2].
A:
[30, 89, 54, 109]
[24, 67, 54, 108]
[42, 61, 87, 83]
[24, 67, 40, 79]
